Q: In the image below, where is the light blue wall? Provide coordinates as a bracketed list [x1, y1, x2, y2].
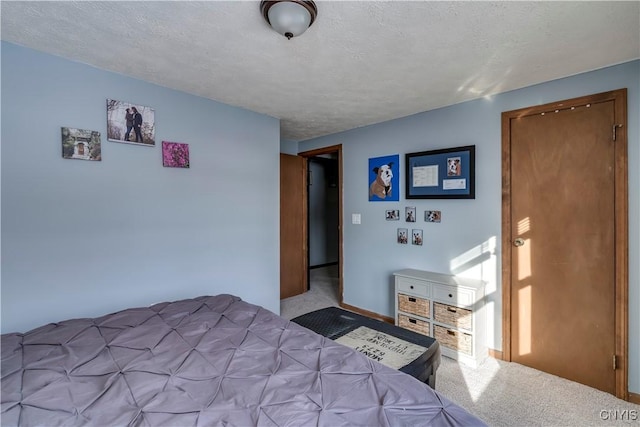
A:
[299, 60, 640, 393]
[280, 139, 298, 155]
[1, 42, 281, 333]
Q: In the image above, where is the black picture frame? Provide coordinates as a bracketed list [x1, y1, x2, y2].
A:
[405, 145, 475, 199]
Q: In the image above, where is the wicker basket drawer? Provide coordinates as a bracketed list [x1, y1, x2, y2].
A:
[398, 314, 431, 336]
[434, 302, 472, 331]
[434, 325, 472, 355]
[398, 293, 430, 318]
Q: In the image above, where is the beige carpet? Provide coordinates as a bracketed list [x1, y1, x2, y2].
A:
[280, 265, 640, 427]
[280, 265, 341, 320]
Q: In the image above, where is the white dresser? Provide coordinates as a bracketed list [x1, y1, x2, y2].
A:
[393, 269, 487, 368]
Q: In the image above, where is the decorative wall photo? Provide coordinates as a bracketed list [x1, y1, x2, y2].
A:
[447, 156, 462, 176]
[412, 229, 423, 246]
[425, 210, 442, 223]
[385, 209, 400, 220]
[61, 127, 101, 161]
[162, 141, 190, 168]
[106, 99, 155, 146]
[369, 154, 400, 201]
[405, 206, 416, 222]
[397, 228, 408, 244]
[405, 145, 475, 199]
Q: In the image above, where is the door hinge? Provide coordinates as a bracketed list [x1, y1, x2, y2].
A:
[613, 354, 618, 370]
[613, 124, 623, 141]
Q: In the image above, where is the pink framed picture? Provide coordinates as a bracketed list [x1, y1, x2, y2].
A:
[162, 141, 190, 168]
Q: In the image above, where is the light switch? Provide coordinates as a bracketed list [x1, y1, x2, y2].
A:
[352, 213, 361, 225]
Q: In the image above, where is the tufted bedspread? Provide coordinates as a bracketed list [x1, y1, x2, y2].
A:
[1, 294, 485, 426]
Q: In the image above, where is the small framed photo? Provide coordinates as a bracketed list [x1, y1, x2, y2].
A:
[412, 229, 423, 246]
[397, 228, 408, 244]
[405, 207, 416, 222]
[106, 99, 156, 146]
[447, 156, 462, 176]
[425, 210, 442, 223]
[61, 127, 101, 161]
[385, 209, 400, 221]
[162, 141, 190, 168]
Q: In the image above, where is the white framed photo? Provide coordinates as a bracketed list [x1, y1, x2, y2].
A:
[425, 210, 442, 223]
[61, 127, 101, 161]
[412, 229, 423, 246]
[386, 209, 400, 220]
[397, 228, 408, 244]
[405, 207, 416, 222]
[106, 99, 155, 146]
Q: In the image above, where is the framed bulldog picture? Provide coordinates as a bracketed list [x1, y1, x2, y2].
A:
[385, 210, 400, 221]
[397, 228, 408, 244]
[405, 206, 416, 222]
[425, 210, 442, 223]
[369, 154, 400, 202]
[412, 229, 423, 246]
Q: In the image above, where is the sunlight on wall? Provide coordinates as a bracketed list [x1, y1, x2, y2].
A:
[450, 236, 497, 278]
[450, 236, 498, 401]
[450, 235, 498, 340]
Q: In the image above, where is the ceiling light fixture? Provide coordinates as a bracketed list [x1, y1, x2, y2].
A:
[260, 0, 318, 40]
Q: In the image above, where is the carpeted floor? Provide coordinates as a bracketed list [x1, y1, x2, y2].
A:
[280, 265, 640, 427]
[280, 264, 341, 320]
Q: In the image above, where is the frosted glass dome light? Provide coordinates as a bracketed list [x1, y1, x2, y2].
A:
[261, 1, 318, 40]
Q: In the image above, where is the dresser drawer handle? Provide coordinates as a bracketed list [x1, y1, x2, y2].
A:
[408, 297, 416, 302]
[447, 330, 457, 336]
[409, 319, 417, 324]
[448, 293, 453, 298]
[447, 307, 457, 313]
[410, 285, 414, 289]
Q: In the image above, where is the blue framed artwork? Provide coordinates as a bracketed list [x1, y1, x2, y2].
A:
[405, 145, 475, 199]
[369, 154, 400, 201]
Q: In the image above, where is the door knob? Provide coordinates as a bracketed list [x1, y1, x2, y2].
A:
[514, 238, 525, 247]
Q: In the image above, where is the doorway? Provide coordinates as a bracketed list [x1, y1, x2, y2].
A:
[501, 89, 628, 398]
[301, 145, 343, 305]
[307, 155, 340, 291]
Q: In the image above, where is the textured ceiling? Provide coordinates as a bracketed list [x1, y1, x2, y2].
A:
[2, 1, 639, 141]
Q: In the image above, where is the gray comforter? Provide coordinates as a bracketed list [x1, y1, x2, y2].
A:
[1, 295, 485, 426]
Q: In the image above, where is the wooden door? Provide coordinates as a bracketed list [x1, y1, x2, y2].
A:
[280, 153, 307, 299]
[502, 89, 628, 396]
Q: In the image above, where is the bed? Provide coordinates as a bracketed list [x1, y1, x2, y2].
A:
[1, 294, 485, 426]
